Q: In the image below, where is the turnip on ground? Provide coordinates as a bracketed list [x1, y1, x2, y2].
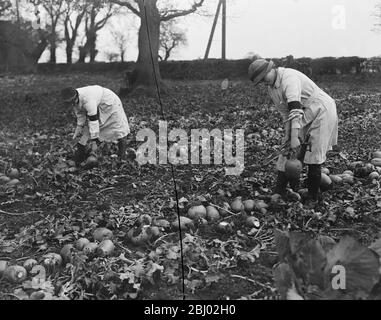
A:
[136, 120, 245, 175]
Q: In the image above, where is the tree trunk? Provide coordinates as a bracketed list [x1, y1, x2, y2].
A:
[78, 45, 87, 63]
[134, 0, 162, 88]
[66, 44, 73, 64]
[88, 31, 97, 62]
[50, 41, 56, 63]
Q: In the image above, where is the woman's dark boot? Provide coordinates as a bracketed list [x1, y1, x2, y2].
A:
[117, 138, 127, 160]
[304, 164, 321, 208]
[73, 143, 88, 166]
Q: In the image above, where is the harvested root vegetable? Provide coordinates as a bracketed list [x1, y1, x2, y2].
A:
[67, 160, 76, 167]
[42, 253, 62, 268]
[172, 216, 194, 230]
[138, 214, 153, 225]
[371, 158, 381, 167]
[255, 200, 269, 211]
[23, 259, 38, 272]
[149, 226, 161, 238]
[75, 238, 90, 251]
[93, 228, 113, 242]
[341, 174, 354, 185]
[97, 239, 115, 257]
[219, 202, 231, 216]
[199, 218, 208, 225]
[0, 176, 11, 184]
[127, 226, 152, 245]
[206, 206, 220, 221]
[85, 155, 98, 167]
[246, 216, 260, 228]
[187, 205, 207, 220]
[329, 175, 343, 184]
[343, 170, 354, 176]
[8, 168, 19, 179]
[60, 244, 74, 263]
[6, 179, 20, 187]
[285, 159, 303, 179]
[4, 266, 27, 283]
[217, 221, 233, 233]
[243, 200, 256, 212]
[270, 194, 284, 204]
[321, 167, 330, 175]
[30, 292, 45, 300]
[364, 163, 375, 174]
[231, 197, 244, 213]
[373, 151, 381, 159]
[153, 219, 171, 228]
[320, 173, 332, 189]
[83, 242, 98, 254]
[348, 161, 364, 170]
[369, 171, 380, 180]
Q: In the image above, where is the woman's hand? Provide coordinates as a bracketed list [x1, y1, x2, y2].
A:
[290, 137, 300, 149]
[90, 140, 98, 155]
[289, 137, 301, 158]
[73, 126, 83, 140]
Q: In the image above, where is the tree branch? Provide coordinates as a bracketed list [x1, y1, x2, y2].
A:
[0, 1, 12, 15]
[109, 0, 141, 17]
[161, 0, 205, 21]
[95, 4, 114, 30]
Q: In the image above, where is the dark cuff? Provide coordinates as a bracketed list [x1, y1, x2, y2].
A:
[288, 101, 302, 110]
[88, 114, 99, 121]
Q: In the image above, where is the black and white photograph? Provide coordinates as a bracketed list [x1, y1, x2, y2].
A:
[0, 0, 381, 306]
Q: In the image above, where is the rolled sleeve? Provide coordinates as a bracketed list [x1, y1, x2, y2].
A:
[83, 99, 100, 140]
[282, 75, 302, 103]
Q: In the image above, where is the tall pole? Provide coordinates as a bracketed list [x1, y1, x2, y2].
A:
[222, 0, 226, 60]
[204, 0, 222, 60]
[16, 0, 20, 27]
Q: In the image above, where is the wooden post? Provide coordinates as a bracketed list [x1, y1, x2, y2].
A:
[204, 0, 222, 60]
[16, 0, 20, 27]
[222, 0, 226, 60]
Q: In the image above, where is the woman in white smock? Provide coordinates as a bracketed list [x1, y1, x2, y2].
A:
[61, 85, 131, 165]
[248, 58, 338, 207]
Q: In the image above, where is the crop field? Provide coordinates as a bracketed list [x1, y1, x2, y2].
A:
[0, 72, 381, 300]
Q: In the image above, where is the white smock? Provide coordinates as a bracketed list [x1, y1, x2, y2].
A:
[267, 68, 338, 171]
[74, 85, 130, 145]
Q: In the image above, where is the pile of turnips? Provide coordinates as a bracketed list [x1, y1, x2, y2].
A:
[0, 228, 116, 284]
[127, 214, 163, 245]
[0, 168, 21, 188]
[328, 151, 381, 186]
[175, 196, 263, 234]
[283, 152, 381, 195]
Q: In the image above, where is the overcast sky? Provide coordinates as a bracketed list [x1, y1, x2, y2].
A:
[42, 0, 381, 62]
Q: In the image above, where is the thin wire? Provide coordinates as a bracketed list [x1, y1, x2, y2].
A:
[142, 1, 186, 300]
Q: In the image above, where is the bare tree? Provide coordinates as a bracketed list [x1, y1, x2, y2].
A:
[63, 0, 87, 64]
[105, 51, 119, 62]
[30, 0, 66, 64]
[159, 21, 187, 61]
[110, 26, 129, 62]
[110, 0, 205, 90]
[78, 0, 115, 63]
[0, 0, 12, 16]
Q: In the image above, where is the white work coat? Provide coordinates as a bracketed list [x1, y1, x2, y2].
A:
[74, 85, 130, 145]
[267, 68, 338, 170]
